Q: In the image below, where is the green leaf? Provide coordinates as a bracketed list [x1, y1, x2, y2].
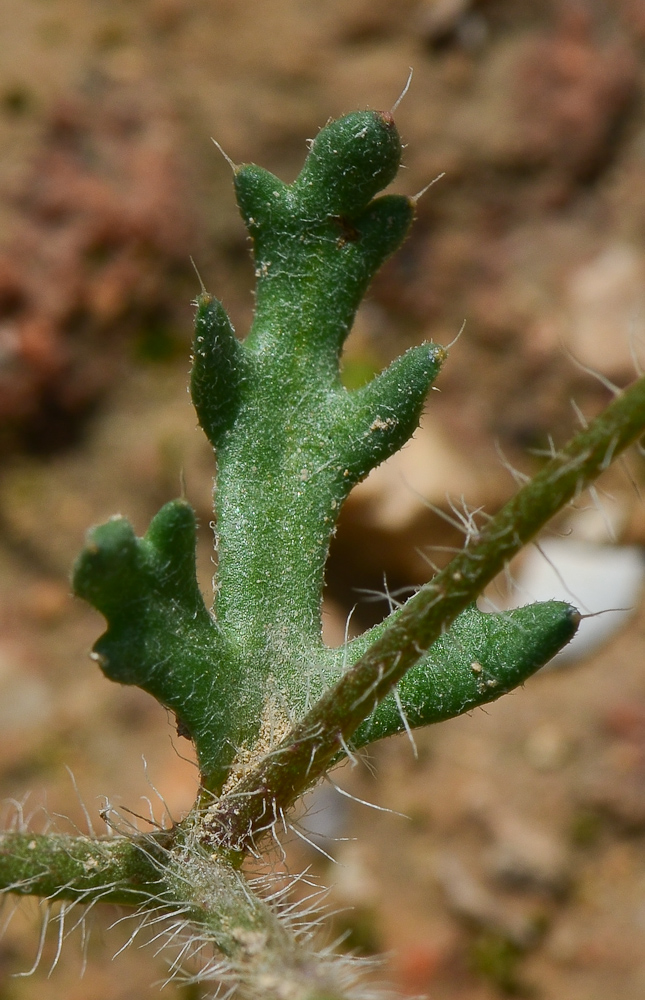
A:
[351, 602, 580, 749]
[73, 500, 256, 789]
[191, 294, 247, 449]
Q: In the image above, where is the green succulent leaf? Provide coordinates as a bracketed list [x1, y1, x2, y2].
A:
[293, 110, 403, 215]
[350, 601, 580, 749]
[191, 294, 247, 449]
[73, 106, 586, 803]
[73, 499, 255, 789]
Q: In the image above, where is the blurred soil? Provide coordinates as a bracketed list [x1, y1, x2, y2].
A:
[1, 1, 645, 998]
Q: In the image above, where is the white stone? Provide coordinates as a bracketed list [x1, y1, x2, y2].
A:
[507, 537, 644, 664]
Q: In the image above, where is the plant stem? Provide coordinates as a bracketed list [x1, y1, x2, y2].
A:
[164, 841, 364, 1000]
[0, 831, 359, 1000]
[210, 374, 645, 850]
[0, 831, 171, 905]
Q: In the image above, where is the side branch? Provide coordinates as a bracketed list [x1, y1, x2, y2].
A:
[0, 831, 173, 905]
[210, 374, 645, 850]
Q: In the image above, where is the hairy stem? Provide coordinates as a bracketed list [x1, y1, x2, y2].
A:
[165, 840, 365, 1000]
[0, 830, 360, 1000]
[210, 374, 645, 850]
[0, 831, 171, 905]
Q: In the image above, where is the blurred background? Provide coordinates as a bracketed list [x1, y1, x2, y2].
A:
[1, 1, 645, 997]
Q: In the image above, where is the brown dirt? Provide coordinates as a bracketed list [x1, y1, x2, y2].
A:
[1, 1, 645, 998]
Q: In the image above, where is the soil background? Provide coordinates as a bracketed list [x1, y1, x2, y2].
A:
[1, 1, 645, 998]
